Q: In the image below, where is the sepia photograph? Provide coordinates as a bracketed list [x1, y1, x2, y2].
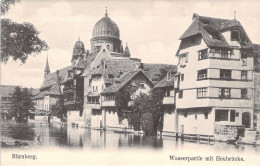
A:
[1, 0, 260, 165]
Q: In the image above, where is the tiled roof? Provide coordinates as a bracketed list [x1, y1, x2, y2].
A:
[0, 85, 20, 97]
[40, 66, 72, 90]
[101, 70, 153, 94]
[154, 76, 174, 88]
[179, 13, 253, 48]
[91, 60, 136, 75]
[91, 59, 137, 83]
[32, 83, 61, 99]
[84, 50, 100, 70]
[142, 63, 177, 83]
[86, 92, 100, 97]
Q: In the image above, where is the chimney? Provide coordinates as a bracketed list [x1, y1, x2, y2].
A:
[192, 13, 199, 21]
[56, 70, 59, 84]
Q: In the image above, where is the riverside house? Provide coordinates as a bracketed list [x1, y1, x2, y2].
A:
[175, 13, 255, 140]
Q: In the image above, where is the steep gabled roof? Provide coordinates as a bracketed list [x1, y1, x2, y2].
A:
[90, 59, 136, 84]
[32, 83, 61, 99]
[40, 66, 71, 90]
[101, 70, 153, 94]
[179, 13, 253, 49]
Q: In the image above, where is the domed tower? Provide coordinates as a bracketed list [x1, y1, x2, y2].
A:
[72, 38, 85, 66]
[91, 8, 121, 52]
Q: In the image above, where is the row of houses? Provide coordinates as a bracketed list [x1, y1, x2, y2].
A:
[30, 11, 260, 140]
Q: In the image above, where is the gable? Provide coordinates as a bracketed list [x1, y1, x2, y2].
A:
[90, 46, 112, 70]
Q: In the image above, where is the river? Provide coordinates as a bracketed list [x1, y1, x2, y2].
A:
[1, 121, 259, 152]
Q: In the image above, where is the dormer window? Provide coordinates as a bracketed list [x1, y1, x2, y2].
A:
[231, 30, 240, 41]
[167, 72, 172, 81]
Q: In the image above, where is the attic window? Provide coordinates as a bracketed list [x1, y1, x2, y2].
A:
[231, 30, 240, 41]
[140, 83, 145, 89]
[108, 74, 114, 79]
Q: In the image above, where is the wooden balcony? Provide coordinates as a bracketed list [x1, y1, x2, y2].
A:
[102, 100, 116, 107]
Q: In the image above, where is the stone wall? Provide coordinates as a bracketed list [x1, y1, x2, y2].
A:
[214, 124, 244, 141]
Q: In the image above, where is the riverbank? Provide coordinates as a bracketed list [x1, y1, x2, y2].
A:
[0, 136, 39, 148]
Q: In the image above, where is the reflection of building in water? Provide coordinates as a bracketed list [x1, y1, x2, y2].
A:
[67, 127, 90, 147]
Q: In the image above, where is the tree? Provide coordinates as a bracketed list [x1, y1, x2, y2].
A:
[10, 87, 35, 122]
[51, 96, 66, 121]
[129, 89, 165, 136]
[115, 91, 131, 122]
[1, 0, 48, 63]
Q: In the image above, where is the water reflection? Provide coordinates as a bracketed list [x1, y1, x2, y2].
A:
[1, 121, 260, 154]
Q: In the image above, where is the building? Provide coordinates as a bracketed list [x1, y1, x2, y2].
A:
[175, 13, 255, 139]
[32, 56, 71, 114]
[253, 44, 260, 130]
[59, 9, 176, 127]
[100, 70, 154, 130]
[153, 68, 177, 133]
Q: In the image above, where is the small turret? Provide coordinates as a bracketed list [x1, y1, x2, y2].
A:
[124, 43, 131, 57]
[120, 44, 124, 53]
[72, 37, 85, 64]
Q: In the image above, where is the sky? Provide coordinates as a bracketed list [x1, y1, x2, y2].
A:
[1, 0, 260, 88]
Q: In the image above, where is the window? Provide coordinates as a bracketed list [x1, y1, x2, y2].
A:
[178, 53, 188, 63]
[241, 71, 247, 80]
[184, 113, 187, 118]
[167, 72, 173, 81]
[215, 109, 229, 121]
[198, 69, 207, 80]
[102, 85, 104, 90]
[181, 74, 184, 81]
[165, 88, 171, 97]
[219, 88, 231, 98]
[220, 69, 231, 80]
[230, 110, 236, 122]
[241, 51, 247, 59]
[241, 51, 247, 66]
[179, 90, 183, 99]
[220, 50, 232, 59]
[108, 74, 114, 79]
[140, 83, 145, 89]
[241, 88, 247, 99]
[209, 48, 220, 57]
[204, 112, 208, 119]
[104, 95, 115, 101]
[198, 49, 208, 60]
[236, 112, 239, 117]
[178, 53, 188, 67]
[197, 88, 207, 98]
[89, 79, 92, 86]
[231, 31, 240, 41]
[195, 115, 197, 120]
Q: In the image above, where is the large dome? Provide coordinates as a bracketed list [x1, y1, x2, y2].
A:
[92, 12, 120, 39]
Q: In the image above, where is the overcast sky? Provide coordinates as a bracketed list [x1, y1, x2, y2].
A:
[1, 0, 260, 88]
